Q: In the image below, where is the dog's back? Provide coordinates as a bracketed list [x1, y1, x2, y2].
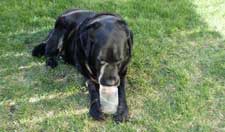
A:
[56, 9, 96, 32]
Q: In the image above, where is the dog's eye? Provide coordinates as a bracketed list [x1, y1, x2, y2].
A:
[97, 58, 107, 65]
[100, 60, 106, 65]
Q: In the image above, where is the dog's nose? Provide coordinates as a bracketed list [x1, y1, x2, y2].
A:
[101, 78, 119, 86]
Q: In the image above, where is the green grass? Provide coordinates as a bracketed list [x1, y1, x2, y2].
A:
[0, 0, 224, 131]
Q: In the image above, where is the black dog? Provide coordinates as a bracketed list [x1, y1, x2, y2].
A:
[32, 9, 133, 122]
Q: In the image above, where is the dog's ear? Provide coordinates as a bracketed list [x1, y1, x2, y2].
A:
[84, 22, 101, 33]
[79, 31, 89, 58]
[117, 20, 133, 56]
[80, 22, 101, 58]
[127, 29, 133, 56]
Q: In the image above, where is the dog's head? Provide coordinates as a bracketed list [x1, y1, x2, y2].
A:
[79, 15, 133, 86]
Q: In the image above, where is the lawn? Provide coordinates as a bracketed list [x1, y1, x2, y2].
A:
[0, 0, 224, 131]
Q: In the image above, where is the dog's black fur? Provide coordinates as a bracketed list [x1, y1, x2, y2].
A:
[32, 9, 133, 122]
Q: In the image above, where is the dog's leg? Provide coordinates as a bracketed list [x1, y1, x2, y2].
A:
[32, 30, 55, 57]
[86, 79, 105, 120]
[44, 29, 64, 68]
[114, 77, 129, 123]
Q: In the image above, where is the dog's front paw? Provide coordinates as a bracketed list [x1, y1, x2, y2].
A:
[113, 105, 129, 123]
[89, 100, 105, 120]
[46, 58, 58, 68]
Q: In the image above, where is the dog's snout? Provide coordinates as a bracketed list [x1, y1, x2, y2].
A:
[100, 77, 119, 86]
[98, 63, 120, 86]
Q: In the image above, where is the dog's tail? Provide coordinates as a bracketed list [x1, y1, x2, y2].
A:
[32, 43, 46, 57]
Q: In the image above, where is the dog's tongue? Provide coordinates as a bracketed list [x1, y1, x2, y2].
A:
[99, 85, 118, 114]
